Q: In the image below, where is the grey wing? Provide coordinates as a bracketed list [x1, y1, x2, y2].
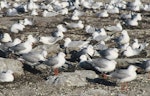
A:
[44, 57, 58, 66]
[11, 44, 26, 52]
[111, 69, 130, 79]
[23, 53, 40, 63]
[99, 49, 110, 57]
[91, 58, 108, 68]
[94, 35, 108, 41]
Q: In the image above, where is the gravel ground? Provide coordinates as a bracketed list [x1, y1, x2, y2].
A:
[0, 0, 150, 96]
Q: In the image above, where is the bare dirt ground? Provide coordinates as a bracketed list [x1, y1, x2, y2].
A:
[0, 0, 150, 96]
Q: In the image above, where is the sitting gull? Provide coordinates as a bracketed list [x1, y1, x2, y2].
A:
[0, 70, 14, 82]
[0, 33, 12, 43]
[99, 48, 119, 60]
[79, 55, 117, 79]
[123, 46, 141, 57]
[39, 31, 64, 45]
[10, 20, 25, 33]
[10, 35, 36, 54]
[65, 20, 84, 29]
[115, 30, 130, 45]
[109, 65, 138, 90]
[64, 37, 89, 49]
[21, 50, 47, 65]
[143, 60, 150, 78]
[105, 22, 123, 32]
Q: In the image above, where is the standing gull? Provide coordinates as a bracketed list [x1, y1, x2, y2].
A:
[40, 52, 66, 75]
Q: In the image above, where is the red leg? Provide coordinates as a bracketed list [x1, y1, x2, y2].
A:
[54, 68, 59, 75]
[121, 82, 128, 91]
[121, 82, 125, 90]
[102, 73, 107, 79]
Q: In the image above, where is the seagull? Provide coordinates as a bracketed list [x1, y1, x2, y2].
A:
[92, 30, 109, 42]
[115, 30, 130, 45]
[27, 0, 39, 11]
[143, 4, 150, 11]
[125, 17, 139, 26]
[65, 20, 84, 29]
[79, 55, 117, 78]
[97, 10, 109, 18]
[109, 65, 138, 90]
[80, 45, 95, 57]
[23, 18, 33, 26]
[31, 9, 38, 16]
[93, 41, 108, 50]
[0, 33, 12, 43]
[85, 25, 95, 34]
[3, 38, 21, 50]
[10, 35, 36, 54]
[10, 20, 25, 33]
[39, 52, 66, 75]
[105, 22, 123, 32]
[21, 50, 47, 65]
[42, 10, 59, 17]
[0, 0, 9, 9]
[107, 6, 119, 14]
[39, 31, 64, 45]
[0, 70, 14, 82]
[64, 37, 89, 49]
[123, 46, 141, 57]
[99, 48, 119, 60]
[57, 24, 67, 33]
[131, 39, 149, 50]
[6, 8, 18, 16]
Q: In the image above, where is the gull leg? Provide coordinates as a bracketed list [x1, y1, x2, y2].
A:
[102, 73, 107, 79]
[54, 68, 59, 75]
[148, 72, 150, 79]
[121, 82, 126, 90]
[121, 82, 128, 91]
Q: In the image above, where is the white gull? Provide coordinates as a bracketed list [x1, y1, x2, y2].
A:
[0, 70, 14, 82]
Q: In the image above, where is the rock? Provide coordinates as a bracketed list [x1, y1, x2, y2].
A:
[46, 70, 98, 87]
[80, 88, 109, 96]
[0, 58, 24, 76]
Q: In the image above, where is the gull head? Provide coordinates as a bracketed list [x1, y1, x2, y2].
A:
[13, 38, 21, 45]
[57, 24, 67, 32]
[1, 33, 12, 42]
[79, 55, 87, 62]
[58, 52, 66, 57]
[64, 38, 71, 47]
[27, 35, 37, 43]
[128, 65, 138, 72]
